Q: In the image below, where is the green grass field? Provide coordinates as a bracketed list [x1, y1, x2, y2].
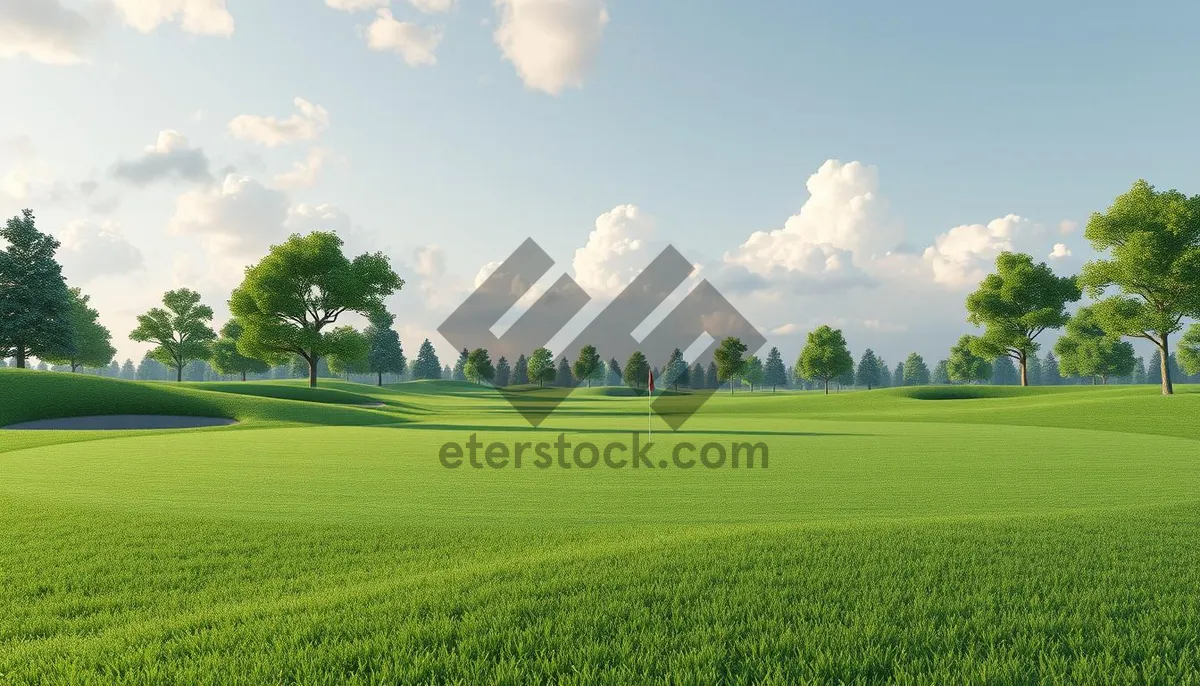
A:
[2, 368, 1199, 683]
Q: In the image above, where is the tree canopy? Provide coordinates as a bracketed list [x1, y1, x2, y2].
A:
[903, 353, 931, 386]
[1180, 324, 1200, 376]
[528, 347, 556, 388]
[0, 209, 73, 368]
[326, 327, 370, 379]
[855, 349, 882, 390]
[364, 311, 405, 386]
[623, 350, 650, 390]
[572, 344, 603, 387]
[42, 288, 115, 373]
[211, 320, 272, 381]
[464, 348, 495, 384]
[714, 336, 748, 394]
[948, 335, 991, 384]
[130, 288, 217, 382]
[763, 347, 787, 391]
[411, 339, 442, 380]
[798, 325, 853, 394]
[1055, 306, 1137, 384]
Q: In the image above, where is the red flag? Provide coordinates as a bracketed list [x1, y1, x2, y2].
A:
[648, 368, 655, 393]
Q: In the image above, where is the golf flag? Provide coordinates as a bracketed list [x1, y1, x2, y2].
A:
[648, 369, 655, 393]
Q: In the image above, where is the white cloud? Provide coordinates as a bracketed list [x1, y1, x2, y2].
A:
[493, 0, 609, 95]
[111, 0, 234, 35]
[473, 260, 501, 289]
[1049, 243, 1072, 260]
[286, 202, 351, 234]
[112, 129, 212, 185]
[409, 0, 455, 13]
[169, 173, 290, 256]
[273, 148, 331, 190]
[228, 98, 330, 147]
[922, 214, 1032, 288]
[56, 220, 145, 282]
[571, 204, 656, 297]
[414, 245, 446, 279]
[0, 0, 95, 65]
[1059, 219, 1079, 235]
[366, 9, 441, 66]
[769, 323, 798, 336]
[325, 0, 388, 11]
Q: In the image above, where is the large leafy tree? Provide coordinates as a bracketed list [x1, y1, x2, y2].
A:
[0, 209, 73, 367]
[798, 325, 853, 395]
[855, 349, 882, 390]
[622, 350, 650, 390]
[464, 347, 495, 385]
[572, 344, 603, 388]
[411, 339, 442, 380]
[903, 353, 931, 386]
[364, 311, 405, 386]
[1054, 306, 1137, 384]
[966, 251, 1081, 386]
[528, 347, 556, 388]
[130, 289, 217, 382]
[1078, 180, 1200, 394]
[43, 288, 115, 372]
[1180, 324, 1200, 376]
[714, 336, 748, 395]
[211, 320, 272, 381]
[948, 335, 991, 384]
[228, 231, 403, 388]
[763, 347, 787, 392]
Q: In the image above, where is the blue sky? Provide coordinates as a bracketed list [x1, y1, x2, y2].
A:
[3, 0, 1199, 367]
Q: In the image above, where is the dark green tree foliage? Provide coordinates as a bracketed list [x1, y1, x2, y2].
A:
[876, 360, 891, 388]
[136, 354, 169, 381]
[556, 356, 573, 387]
[528, 347, 555, 387]
[326, 328, 370, 379]
[932, 359, 950, 385]
[1179, 325, 1200, 376]
[902, 353, 930, 386]
[0, 209, 73, 367]
[1079, 181, 1200, 394]
[763, 347, 787, 391]
[211, 320, 272, 381]
[742, 355, 764, 391]
[892, 362, 905, 388]
[705, 361, 718, 389]
[1026, 353, 1044, 385]
[494, 357, 511, 387]
[992, 357, 1019, 385]
[43, 287, 115, 372]
[452, 348, 469, 381]
[855, 349, 882, 390]
[623, 351, 650, 390]
[130, 289, 217, 382]
[411, 339, 441, 380]
[798, 326, 853, 395]
[229, 231, 403, 388]
[662, 348, 689, 390]
[441, 364, 451, 380]
[1042, 352, 1060, 385]
[464, 348, 495, 384]
[573, 344, 603, 387]
[364, 311, 405, 386]
[513, 354, 529, 385]
[606, 357, 622, 386]
[836, 366, 856, 390]
[690, 362, 706, 390]
[120, 359, 136, 380]
[948, 335, 991, 384]
[1054, 306, 1137, 384]
[1132, 357, 1148, 384]
[714, 337, 748, 394]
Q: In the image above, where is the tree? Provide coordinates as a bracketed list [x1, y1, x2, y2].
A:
[513, 354, 529, 385]
[931, 360, 950, 385]
[662, 348, 689, 390]
[464, 348, 495, 385]
[326, 328, 370, 380]
[364, 311, 405, 386]
[903, 353, 930, 386]
[441, 364, 451, 380]
[763, 347, 787, 392]
[876, 360, 891, 388]
[798, 326, 853, 395]
[0, 209, 73, 368]
[211, 320, 273, 381]
[228, 231, 403, 388]
[1026, 353, 1044, 386]
[690, 362, 706, 390]
[452, 348, 469, 381]
[836, 366, 855, 391]
[130, 289, 216, 382]
[966, 251, 1081, 386]
[1054, 305, 1137, 384]
[411, 339, 442, 380]
[706, 361, 718, 389]
[1180, 324, 1200, 376]
[742, 355, 765, 391]
[1132, 356, 1148, 385]
[494, 356, 511, 387]
[1042, 352, 1060, 385]
[714, 337, 748, 395]
[572, 344, 603, 387]
[855, 349, 883, 390]
[1078, 181, 1200, 394]
[892, 362, 906, 388]
[992, 356, 1019, 385]
[948, 335, 991, 384]
[528, 347, 555, 388]
[556, 356, 573, 387]
[42, 288, 115, 373]
[623, 351, 650, 390]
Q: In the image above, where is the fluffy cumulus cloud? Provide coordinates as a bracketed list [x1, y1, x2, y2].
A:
[1049, 243, 1072, 259]
[409, 0, 455, 13]
[111, 0, 234, 35]
[0, 0, 95, 65]
[111, 130, 212, 186]
[366, 9, 442, 66]
[922, 214, 1034, 288]
[273, 148, 331, 190]
[570, 204, 656, 297]
[324, 0, 388, 11]
[56, 220, 145, 282]
[228, 98, 330, 147]
[493, 0, 609, 95]
[169, 173, 290, 256]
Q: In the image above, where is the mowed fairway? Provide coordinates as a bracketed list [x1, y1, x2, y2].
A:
[2, 370, 1200, 683]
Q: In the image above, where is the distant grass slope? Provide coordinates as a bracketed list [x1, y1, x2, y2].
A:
[177, 381, 383, 406]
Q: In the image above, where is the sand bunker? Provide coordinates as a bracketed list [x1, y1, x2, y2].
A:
[3, 415, 237, 430]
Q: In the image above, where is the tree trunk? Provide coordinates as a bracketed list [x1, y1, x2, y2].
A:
[15, 345, 26, 369]
[1019, 352, 1028, 386]
[242, 370, 247, 382]
[824, 378, 829, 395]
[176, 364, 183, 382]
[730, 379, 734, 395]
[1160, 334, 1173, 395]
[378, 371, 383, 387]
[309, 357, 319, 388]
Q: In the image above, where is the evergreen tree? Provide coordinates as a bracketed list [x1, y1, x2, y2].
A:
[903, 353, 931, 385]
[855, 349, 882, 390]
[892, 362, 906, 387]
[572, 344, 603, 387]
[992, 356, 1019, 385]
[706, 361, 718, 389]
[623, 351, 650, 390]
[0, 209, 73, 368]
[1132, 356, 1147, 385]
[1043, 352, 1060, 385]
[411, 339, 442, 380]
[606, 357, 622, 386]
[364, 311, 405, 386]
[513, 354, 529, 385]
[136, 354, 169, 381]
[663, 348, 689, 390]
[690, 362, 706, 390]
[1026, 353, 1044, 385]
[494, 356, 511, 387]
[763, 347, 787, 391]
[877, 360, 891, 388]
[42, 287, 115, 372]
[452, 347, 469, 381]
[442, 364, 451, 380]
[556, 356, 574, 387]
[120, 359, 136, 380]
[932, 360, 950, 385]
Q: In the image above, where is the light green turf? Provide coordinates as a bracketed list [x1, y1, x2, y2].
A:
[1, 369, 1199, 683]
